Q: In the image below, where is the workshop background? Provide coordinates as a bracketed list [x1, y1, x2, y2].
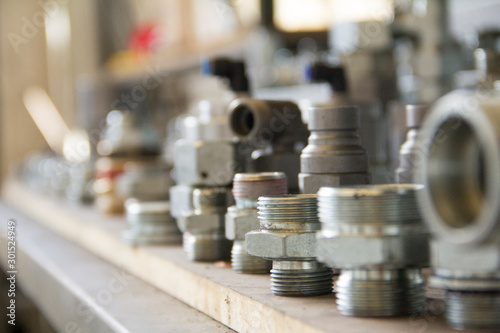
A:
[1, 1, 500, 332]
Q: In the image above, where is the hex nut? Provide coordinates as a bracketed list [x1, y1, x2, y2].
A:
[225, 207, 259, 241]
[316, 234, 429, 268]
[174, 139, 235, 186]
[431, 241, 500, 272]
[169, 185, 193, 218]
[299, 173, 369, 194]
[177, 212, 224, 233]
[245, 231, 317, 259]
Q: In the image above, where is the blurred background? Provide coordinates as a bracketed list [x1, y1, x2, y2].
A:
[2, 0, 500, 186]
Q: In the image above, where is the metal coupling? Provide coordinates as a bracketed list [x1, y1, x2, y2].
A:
[317, 185, 429, 316]
[228, 98, 309, 192]
[179, 187, 233, 261]
[123, 200, 182, 245]
[225, 172, 288, 274]
[246, 195, 333, 296]
[299, 105, 369, 194]
[416, 89, 500, 331]
[395, 105, 429, 184]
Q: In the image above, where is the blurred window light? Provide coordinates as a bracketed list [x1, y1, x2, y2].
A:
[23, 87, 70, 154]
[275, 0, 332, 32]
[331, 0, 393, 24]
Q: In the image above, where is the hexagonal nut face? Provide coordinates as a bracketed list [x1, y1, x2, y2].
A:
[177, 212, 224, 233]
[316, 234, 429, 268]
[169, 185, 193, 218]
[299, 173, 369, 194]
[245, 232, 317, 259]
[225, 208, 259, 241]
[431, 241, 500, 273]
[174, 139, 235, 186]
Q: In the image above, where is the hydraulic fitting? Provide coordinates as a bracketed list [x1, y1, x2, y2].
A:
[228, 98, 309, 192]
[317, 185, 429, 317]
[116, 161, 172, 201]
[299, 105, 369, 194]
[225, 172, 288, 273]
[246, 194, 333, 296]
[416, 90, 500, 331]
[178, 187, 233, 261]
[395, 105, 429, 184]
[123, 199, 182, 245]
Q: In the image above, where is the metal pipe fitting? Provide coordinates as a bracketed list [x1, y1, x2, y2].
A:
[246, 195, 333, 296]
[225, 172, 288, 274]
[228, 98, 309, 192]
[317, 184, 429, 316]
[299, 105, 369, 194]
[416, 90, 500, 331]
[179, 187, 233, 261]
[123, 200, 182, 245]
[396, 105, 429, 184]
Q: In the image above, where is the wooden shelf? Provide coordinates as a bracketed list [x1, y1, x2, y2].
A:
[0, 201, 232, 332]
[2, 178, 454, 333]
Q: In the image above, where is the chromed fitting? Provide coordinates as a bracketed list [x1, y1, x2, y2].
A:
[123, 200, 182, 245]
[246, 195, 333, 296]
[416, 90, 500, 331]
[299, 105, 369, 194]
[226, 172, 288, 274]
[395, 105, 429, 184]
[317, 185, 429, 316]
[178, 187, 233, 261]
[228, 98, 309, 192]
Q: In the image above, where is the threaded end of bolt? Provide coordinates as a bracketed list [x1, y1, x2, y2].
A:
[231, 240, 271, 274]
[335, 268, 425, 317]
[270, 260, 333, 296]
[318, 184, 424, 226]
[258, 194, 319, 232]
[232, 172, 288, 208]
[445, 291, 500, 331]
[192, 187, 229, 213]
[183, 232, 232, 261]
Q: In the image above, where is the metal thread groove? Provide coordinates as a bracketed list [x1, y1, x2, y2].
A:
[445, 291, 500, 330]
[335, 269, 425, 317]
[231, 241, 271, 274]
[270, 261, 333, 296]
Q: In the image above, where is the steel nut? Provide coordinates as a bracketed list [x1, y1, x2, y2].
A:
[431, 241, 500, 272]
[316, 234, 429, 268]
[177, 212, 223, 233]
[169, 185, 193, 218]
[245, 231, 317, 259]
[299, 173, 369, 194]
[225, 207, 259, 241]
[174, 139, 235, 186]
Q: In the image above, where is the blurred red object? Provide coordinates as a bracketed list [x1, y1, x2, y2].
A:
[128, 23, 161, 54]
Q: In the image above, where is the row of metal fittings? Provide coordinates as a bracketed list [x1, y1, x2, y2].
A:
[28, 60, 498, 331]
[85, 91, 499, 331]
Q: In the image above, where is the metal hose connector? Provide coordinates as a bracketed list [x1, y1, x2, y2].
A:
[246, 194, 333, 296]
[123, 200, 182, 245]
[317, 184, 428, 316]
[226, 172, 287, 274]
[180, 187, 232, 261]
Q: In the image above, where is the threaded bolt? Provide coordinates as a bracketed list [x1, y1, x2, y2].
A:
[317, 184, 428, 316]
[246, 194, 333, 296]
[226, 172, 287, 274]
